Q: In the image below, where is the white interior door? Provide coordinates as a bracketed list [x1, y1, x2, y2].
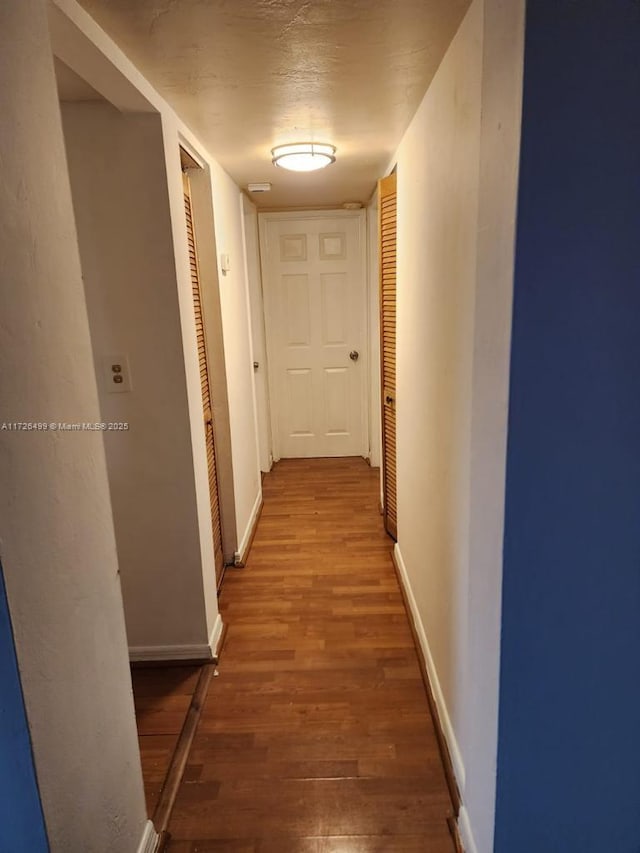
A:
[260, 211, 367, 459]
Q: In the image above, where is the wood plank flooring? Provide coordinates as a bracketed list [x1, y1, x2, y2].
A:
[132, 665, 202, 815]
[166, 457, 455, 852]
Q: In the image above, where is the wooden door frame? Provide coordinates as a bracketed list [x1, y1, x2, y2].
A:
[258, 209, 369, 462]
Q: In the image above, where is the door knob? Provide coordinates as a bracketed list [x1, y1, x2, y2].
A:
[349, 350, 359, 362]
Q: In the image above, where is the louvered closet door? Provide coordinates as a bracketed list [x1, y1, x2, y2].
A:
[379, 172, 397, 539]
[183, 172, 224, 585]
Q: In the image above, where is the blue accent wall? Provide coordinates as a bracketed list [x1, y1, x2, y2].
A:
[0, 566, 48, 850]
[495, 0, 640, 853]
[495, 1, 640, 850]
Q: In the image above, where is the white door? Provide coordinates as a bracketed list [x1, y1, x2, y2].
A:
[260, 211, 367, 459]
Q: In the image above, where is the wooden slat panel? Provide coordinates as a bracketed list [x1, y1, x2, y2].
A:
[379, 171, 398, 540]
[183, 173, 224, 583]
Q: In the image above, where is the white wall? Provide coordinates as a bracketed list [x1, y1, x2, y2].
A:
[210, 164, 262, 557]
[61, 103, 216, 653]
[0, 1, 149, 849]
[160, 119, 226, 634]
[392, 0, 524, 850]
[50, 0, 226, 648]
[242, 194, 273, 474]
[187, 162, 238, 564]
[50, 0, 263, 643]
[367, 193, 382, 470]
[464, 1, 524, 849]
[396, 0, 482, 768]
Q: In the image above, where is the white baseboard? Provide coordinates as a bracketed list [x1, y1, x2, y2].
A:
[136, 820, 157, 853]
[393, 542, 466, 792]
[208, 612, 224, 661]
[129, 643, 213, 663]
[458, 806, 479, 853]
[234, 488, 263, 566]
[129, 613, 223, 663]
[129, 613, 222, 663]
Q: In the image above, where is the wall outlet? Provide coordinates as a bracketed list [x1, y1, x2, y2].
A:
[102, 354, 132, 393]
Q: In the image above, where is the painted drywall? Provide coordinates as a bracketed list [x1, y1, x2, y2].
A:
[242, 194, 273, 474]
[61, 103, 215, 650]
[160, 117, 224, 641]
[0, 568, 48, 851]
[187, 162, 238, 564]
[367, 193, 382, 471]
[461, 0, 524, 849]
[210, 164, 262, 556]
[51, 0, 264, 647]
[496, 2, 640, 850]
[395, 0, 482, 783]
[392, 0, 524, 849]
[0, 1, 148, 848]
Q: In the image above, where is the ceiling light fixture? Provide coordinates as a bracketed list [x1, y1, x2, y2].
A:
[271, 142, 336, 173]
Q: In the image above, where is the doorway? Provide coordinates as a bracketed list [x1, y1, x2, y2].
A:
[260, 210, 368, 460]
[182, 164, 225, 587]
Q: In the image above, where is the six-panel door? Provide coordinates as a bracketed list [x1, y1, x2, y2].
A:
[262, 214, 367, 459]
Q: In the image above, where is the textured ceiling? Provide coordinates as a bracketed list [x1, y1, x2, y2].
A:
[76, 0, 471, 208]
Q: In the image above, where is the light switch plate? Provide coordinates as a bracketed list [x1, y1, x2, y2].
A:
[102, 354, 132, 393]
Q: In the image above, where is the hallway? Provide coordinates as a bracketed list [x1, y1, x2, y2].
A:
[164, 458, 456, 851]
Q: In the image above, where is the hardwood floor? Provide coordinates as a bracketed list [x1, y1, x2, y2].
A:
[132, 665, 202, 815]
[166, 457, 456, 852]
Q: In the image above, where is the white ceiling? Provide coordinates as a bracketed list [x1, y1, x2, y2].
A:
[76, 0, 471, 209]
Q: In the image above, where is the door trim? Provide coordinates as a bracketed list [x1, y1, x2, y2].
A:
[258, 209, 369, 462]
[183, 168, 225, 583]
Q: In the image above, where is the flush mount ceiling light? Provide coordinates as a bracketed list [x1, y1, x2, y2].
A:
[271, 142, 336, 172]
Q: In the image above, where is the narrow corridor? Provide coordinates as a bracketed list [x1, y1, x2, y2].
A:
[165, 458, 456, 851]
